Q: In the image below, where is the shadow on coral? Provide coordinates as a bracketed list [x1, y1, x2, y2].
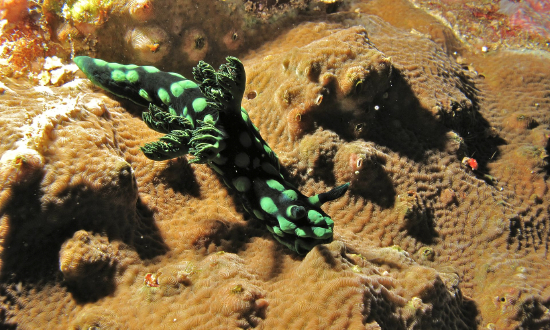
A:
[157, 157, 201, 198]
[372, 70, 458, 158]
[308, 68, 447, 161]
[350, 155, 396, 208]
[0, 286, 18, 329]
[0, 180, 59, 284]
[441, 81, 505, 174]
[63, 263, 118, 303]
[314, 244, 339, 268]
[404, 206, 438, 245]
[0, 180, 167, 302]
[190, 216, 260, 255]
[187, 210, 301, 279]
[318, 66, 503, 173]
[133, 196, 169, 259]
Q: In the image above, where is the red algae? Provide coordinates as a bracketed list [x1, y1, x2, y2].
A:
[411, 0, 550, 51]
[500, 0, 550, 38]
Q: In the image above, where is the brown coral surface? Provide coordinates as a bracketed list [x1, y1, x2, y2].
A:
[1, 0, 550, 329]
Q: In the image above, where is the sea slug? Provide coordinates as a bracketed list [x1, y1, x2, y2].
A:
[74, 56, 349, 254]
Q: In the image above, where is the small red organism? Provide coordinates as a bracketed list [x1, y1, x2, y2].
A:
[144, 272, 159, 287]
[147, 43, 160, 53]
[462, 157, 479, 170]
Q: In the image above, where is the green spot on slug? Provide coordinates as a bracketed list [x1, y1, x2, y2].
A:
[107, 62, 124, 69]
[143, 66, 159, 73]
[277, 215, 297, 232]
[204, 114, 214, 123]
[233, 176, 251, 192]
[282, 190, 298, 201]
[185, 113, 193, 123]
[139, 89, 152, 101]
[254, 137, 263, 149]
[158, 88, 171, 105]
[253, 209, 265, 220]
[181, 80, 198, 89]
[272, 226, 284, 237]
[182, 106, 188, 117]
[252, 123, 260, 133]
[239, 132, 252, 147]
[307, 210, 324, 225]
[261, 162, 279, 176]
[126, 70, 139, 83]
[263, 144, 272, 155]
[266, 179, 284, 192]
[235, 152, 250, 168]
[294, 226, 330, 239]
[192, 97, 207, 112]
[169, 72, 185, 79]
[93, 58, 108, 67]
[312, 227, 331, 239]
[212, 154, 227, 165]
[260, 197, 278, 214]
[241, 107, 249, 122]
[308, 195, 320, 206]
[111, 69, 126, 82]
[170, 82, 185, 97]
[209, 163, 224, 175]
[294, 228, 309, 238]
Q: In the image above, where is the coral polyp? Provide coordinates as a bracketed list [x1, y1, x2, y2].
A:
[221, 29, 244, 51]
[128, 0, 153, 21]
[125, 26, 169, 64]
[181, 28, 209, 63]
